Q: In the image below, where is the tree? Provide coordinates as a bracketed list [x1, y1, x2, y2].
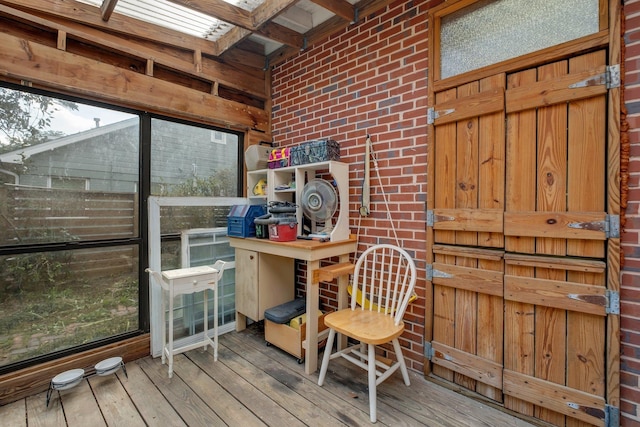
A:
[0, 88, 78, 154]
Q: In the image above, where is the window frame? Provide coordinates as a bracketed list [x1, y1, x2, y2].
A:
[0, 82, 246, 374]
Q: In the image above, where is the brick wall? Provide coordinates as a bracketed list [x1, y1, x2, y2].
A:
[624, 2, 640, 426]
[271, 0, 430, 372]
[273, 0, 640, 424]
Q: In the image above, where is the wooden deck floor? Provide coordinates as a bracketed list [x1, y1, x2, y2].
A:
[1, 324, 536, 426]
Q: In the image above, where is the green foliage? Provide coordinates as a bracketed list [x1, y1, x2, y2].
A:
[0, 88, 78, 154]
[159, 168, 236, 197]
[1, 252, 73, 298]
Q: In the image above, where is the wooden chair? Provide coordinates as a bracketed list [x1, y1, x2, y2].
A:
[317, 244, 417, 423]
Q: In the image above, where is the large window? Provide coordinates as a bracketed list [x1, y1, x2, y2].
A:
[0, 86, 140, 370]
[0, 85, 243, 371]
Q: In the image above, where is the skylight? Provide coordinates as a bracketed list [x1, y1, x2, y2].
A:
[75, 0, 257, 40]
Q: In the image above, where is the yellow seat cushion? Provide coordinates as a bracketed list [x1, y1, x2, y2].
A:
[347, 284, 417, 314]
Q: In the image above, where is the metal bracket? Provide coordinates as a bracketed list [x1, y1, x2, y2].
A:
[427, 107, 455, 125]
[567, 214, 619, 238]
[607, 214, 620, 238]
[605, 404, 620, 427]
[606, 64, 621, 89]
[568, 64, 620, 90]
[424, 341, 434, 360]
[606, 290, 620, 315]
[427, 210, 434, 227]
[426, 264, 453, 281]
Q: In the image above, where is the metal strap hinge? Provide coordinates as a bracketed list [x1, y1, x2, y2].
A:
[567, 214, 619, 238]
[607, 290, 620, 315]
[426, 264, 453, 281]
[424, 341, 434, 360]
[605, 404, 620, 427]
[427, 209, 434, 227]
[569, 64, 620, 90]
[607, 214, 620, 238]
[607, 64, 621, 89]
[427, 107, 455, 125]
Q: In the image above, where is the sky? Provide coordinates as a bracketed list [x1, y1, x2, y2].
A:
[0, 98, 136, 147]
[49, 103, 135, 135]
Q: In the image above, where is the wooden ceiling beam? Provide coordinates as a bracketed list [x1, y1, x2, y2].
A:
[170, 0, 304, 54]
[309, 0, 355, 23]
[251, 0, 299, 27]
[100, 0, 118, 21]
[0, 3, 267, 97]
[0, 0, 221, 56]
[216, 26, 254, 55]
[268, 0, 393, 66]
[257, 22, 304, 49]
[168, 0, 253, 29]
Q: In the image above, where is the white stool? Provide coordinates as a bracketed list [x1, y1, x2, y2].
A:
[146, 260, 227, 378]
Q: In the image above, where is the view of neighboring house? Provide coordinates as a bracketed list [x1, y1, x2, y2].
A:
[0, 117, 238, 194]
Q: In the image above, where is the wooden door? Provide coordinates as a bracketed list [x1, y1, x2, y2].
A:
[427, 50, 618, 426]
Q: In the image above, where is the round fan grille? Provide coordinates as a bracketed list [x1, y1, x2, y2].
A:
[300, 178, 338, 222]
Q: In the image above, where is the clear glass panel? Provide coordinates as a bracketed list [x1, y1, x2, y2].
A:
[0, 246, 139, 367]
[150, 118, 239, 198]
[440, 0, 600, 79]
[159, 206, 231, 234]
[0, 87, 139, 245]
[151, 118, 239, 235]
[171, 228, 236, 340]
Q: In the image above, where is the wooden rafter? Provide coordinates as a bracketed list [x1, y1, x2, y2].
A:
[169, 0, 303, 53]
[0, 0, 397, 70]
[168, 0, 253, 29]
[0, 0, 221, 56]
[309, 0, 355, 23]
[0, 3, 266, 96]
[252, 0, 299, 27]
[100, 0, 118, 21]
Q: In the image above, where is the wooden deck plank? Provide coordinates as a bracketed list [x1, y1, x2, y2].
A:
[232, 324, 464, 426]
[172, 351, 268, 426]
[0, 326, 538, 427]
[60, 379, 106, 427]
[116, 360, 187, 427]
[26, 390, 66, 427]
[2, 398, 27, 426]
[137, 354, 225, 426]
[88, 374, 145, 426]
[217, 332, 358, 426]
[229, 324, 476, 427]
[187, 348, 306, 427]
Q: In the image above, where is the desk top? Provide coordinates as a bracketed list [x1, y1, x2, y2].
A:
[161, 265, 217, 281]
[229, 236, 357, 261]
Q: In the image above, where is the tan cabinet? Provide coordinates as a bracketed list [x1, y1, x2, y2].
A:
[235, 248, 294, 330]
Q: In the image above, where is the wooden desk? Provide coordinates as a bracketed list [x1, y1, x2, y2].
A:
[230, 236, 356, 374]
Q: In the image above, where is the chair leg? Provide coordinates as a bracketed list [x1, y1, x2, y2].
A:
[392, 338, 410, 386]
[317, 328, 336, 386]
[367, 343, 377, 423]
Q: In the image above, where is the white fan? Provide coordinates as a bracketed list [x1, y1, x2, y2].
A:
[300, 178, 338, 235]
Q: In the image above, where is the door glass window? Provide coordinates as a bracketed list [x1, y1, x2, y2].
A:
[440, 0, 600, 79]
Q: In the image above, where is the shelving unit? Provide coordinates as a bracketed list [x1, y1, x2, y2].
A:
[246, 169, 268, 203]
[246, 161, 349, 242]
